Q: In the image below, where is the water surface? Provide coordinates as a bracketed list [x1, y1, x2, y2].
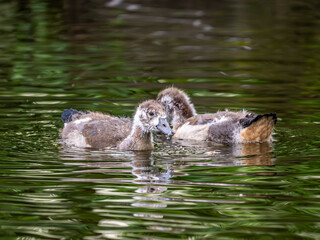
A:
[0, 0, 320, 239]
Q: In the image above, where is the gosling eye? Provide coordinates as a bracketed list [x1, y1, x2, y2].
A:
[148, 111, 155, 117]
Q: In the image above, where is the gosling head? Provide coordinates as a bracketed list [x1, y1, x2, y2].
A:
[134, 100, 174, 136]
[156, 87, 196, 127]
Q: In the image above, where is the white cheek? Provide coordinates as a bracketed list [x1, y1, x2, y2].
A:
[134, 108, 145, 122]
[150, 117, 160, 126]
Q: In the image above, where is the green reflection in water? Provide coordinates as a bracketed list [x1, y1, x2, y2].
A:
[0, 0, 319, 239]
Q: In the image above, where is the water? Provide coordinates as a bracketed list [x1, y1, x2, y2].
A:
[0, 0, 320, 239]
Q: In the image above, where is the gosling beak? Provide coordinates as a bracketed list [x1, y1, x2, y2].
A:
[156, 118, 175, 136]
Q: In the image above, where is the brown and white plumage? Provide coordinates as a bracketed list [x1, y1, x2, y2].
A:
[61, 100, 174, 150]
[156, 87, 277, 144]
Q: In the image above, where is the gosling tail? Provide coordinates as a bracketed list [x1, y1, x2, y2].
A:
[61, 109, 87, 123]
[239, 113, 277, 143]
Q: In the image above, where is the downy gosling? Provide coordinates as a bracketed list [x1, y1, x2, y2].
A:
[156, 87, 277, 144]
[61, 100, 174, 150]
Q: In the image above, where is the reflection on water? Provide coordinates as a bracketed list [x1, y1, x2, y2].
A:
[59, 144, 276, 238]
[0, 0, 320, 239]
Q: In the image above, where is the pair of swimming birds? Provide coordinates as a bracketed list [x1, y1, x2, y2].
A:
[61, 87, 277, 151]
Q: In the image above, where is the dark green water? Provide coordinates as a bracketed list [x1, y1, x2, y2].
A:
[1, 0, 320, 239]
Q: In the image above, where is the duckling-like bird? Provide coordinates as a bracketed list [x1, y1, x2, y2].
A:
[156, 87, 277, 144]
[61, 100, 174, 150]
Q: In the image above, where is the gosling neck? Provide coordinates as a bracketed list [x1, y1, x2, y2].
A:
[171, 103, 196, 130]
[159, 92, 196, 130]
[119, 123, 154, 151]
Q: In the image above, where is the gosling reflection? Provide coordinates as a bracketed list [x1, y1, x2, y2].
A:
[131, 151, 171, 196]
[130, 155, 189, 234]
[132, 151, 173, 184]
[171, 138, 275, 166]
[232, 142, 274, 166]
[130, 151, 173, 220]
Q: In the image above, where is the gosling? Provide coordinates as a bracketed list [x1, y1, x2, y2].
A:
[61, 100, 174, 150]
